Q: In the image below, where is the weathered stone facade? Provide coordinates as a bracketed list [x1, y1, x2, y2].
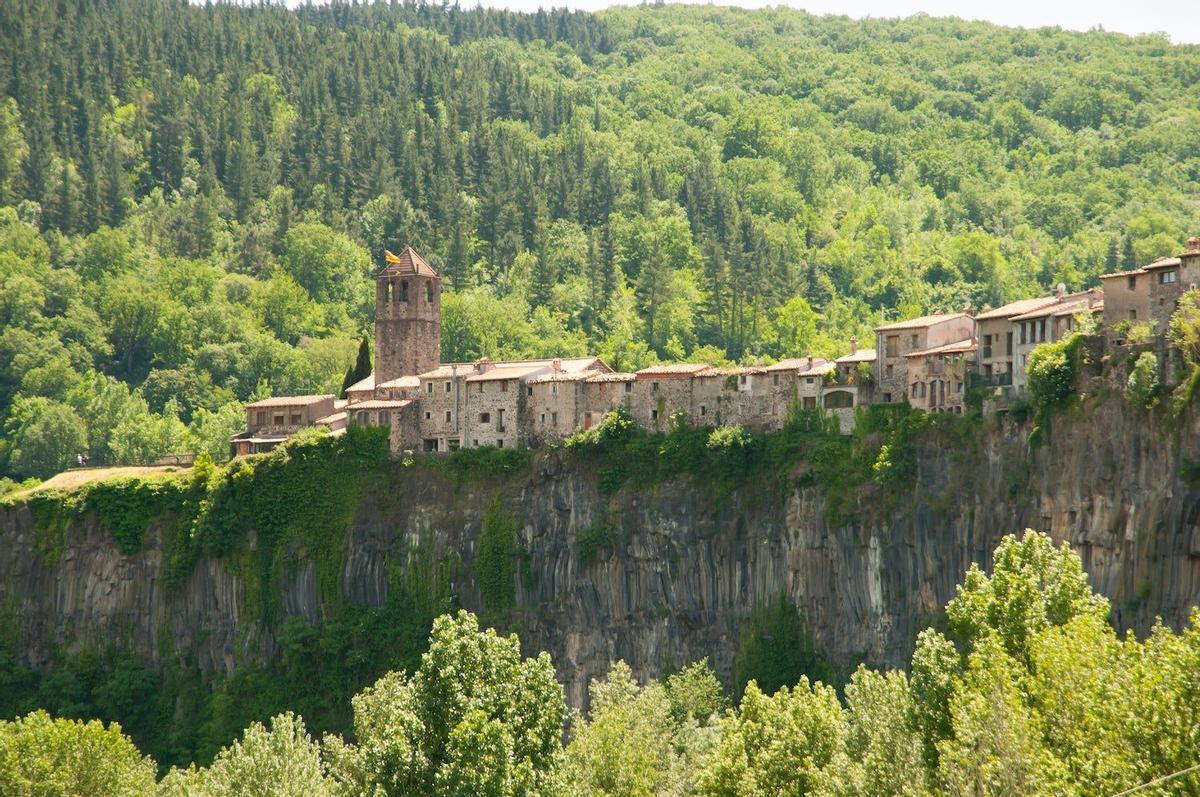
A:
[874, 313, 975, 404]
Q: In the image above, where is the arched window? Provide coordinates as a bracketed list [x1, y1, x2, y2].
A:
[824, 390, 854, 409]
[400, 280, 409, 302]
[425, 280, 434, 303]
[385, 282, 393, 303]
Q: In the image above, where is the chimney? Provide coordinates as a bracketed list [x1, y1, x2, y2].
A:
[1055, 282, 1066, 299]
[475, 356, 493, 374]
[850, 336, 859, 355]
[551, 357, 562, 374]
[806, 354, 814, 368]
[962, 302, 974, 317]
[1187, 236, 1200, 253]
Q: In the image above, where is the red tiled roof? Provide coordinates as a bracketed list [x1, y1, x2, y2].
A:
[875, 312, 970, 332]
[835, 348, 876, 364]
[345, 399, 415, 410]
[1099, 268, 1147, 279]
[974, 297, 1060, 321]
[246, 394, 334, 408]
[585, 372, 636, 382]
[905, 338, 977, 358]
[378, 246, 439, 278]
[636, 363, 713, 377]
[1143, 256, 1181, 271]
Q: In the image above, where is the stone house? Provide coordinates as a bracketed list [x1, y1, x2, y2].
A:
[234, 395, 336, 455]
[1098, 268, 1151, 342]
[1010, 290, 1102, 392]
[581, 372, 637, 427]
[632, 364, 712, 430]
[689, 367, 742, 426]
[1144, 238, 1200, 334]
[973, 296, 1066, 386]
[823, 342, 876, 432]
[905, 339, 976, 414]
[525, 370, 598, 442]
[874, 313, 975, 404]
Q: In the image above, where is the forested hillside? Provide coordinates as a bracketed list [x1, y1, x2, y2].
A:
[2, 0, 1200, 481]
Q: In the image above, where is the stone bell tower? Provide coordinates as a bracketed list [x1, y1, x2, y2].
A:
[375, 247, 441, 384]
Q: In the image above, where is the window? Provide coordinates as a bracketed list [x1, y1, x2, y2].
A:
[1039, 319, 1046, 342]
[478, 383, 485, 394]
[498, 409, 505, 430]
[378, 411, 390, 428]
[356, 411, 368, 425]
[551, 384, 558, 396]
[551, 411, 557, 426]
[426, 382, 434, 394]
[984, 334, 992, 347]
[425, 411, 432, 420]
[425, 281, 434, 303]
[885, 335, 899, 357]
[773, 374, 780, 386]
[700, 405, 707, 417]
[1020, 323, 1027, 345]
[385, 282, 393, 302]
[290, 413, 302, 425]
[273, 413, 285, 425]
[400, 281, 409, 302]
[1128, 309, 1137, 320]
[650, 409, 658, 420]
[1006, 331, 1013, 355]
[444, 410, 452, 423]
[527, 385, 534, 396]
[885, 364, 893, 378]
[806, 377, 814, 385]
[956, 381, 963, 393]
[910, 333, 919, 349]
[500, 380, 508, 392]
[802, 396, 816, 409]
[256, 411, 266, 426]
[497, 439, 504, 448]
[480, 412, 491, 424]
[424, 439, 438, 452]
[911, 383, 918, 397]
[624, 382, 632, 394]
[739, 375, 747, 385]
[1128, 275, 1137, 290]
[652, 381, 660, 392]
[1160, 270, 1178, 284]
[883, 392, 892, 403]
[540, 413, 546, 424]
[473, 439, 479, 447]
[448, 439, 460, 451]
[444, 381, 451, 393]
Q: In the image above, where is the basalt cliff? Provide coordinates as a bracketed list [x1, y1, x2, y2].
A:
[2, 398, 1198, 708]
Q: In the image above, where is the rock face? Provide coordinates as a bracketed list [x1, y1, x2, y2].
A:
[2, 398, 1199, 706]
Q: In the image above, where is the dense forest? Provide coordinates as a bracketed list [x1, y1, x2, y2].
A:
[3, 531, 1200, 795]
[3, 0, 1200, 482]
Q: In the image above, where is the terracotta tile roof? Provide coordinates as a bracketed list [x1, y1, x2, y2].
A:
[378, 246, 439, 278]
[584, 372, 636, 382]
[836, 348, 876, 364]
[1143, 256, 1182, 270]
[418, 363, 476, 379]
[973, 296, 1060, 321]
[345, 374, 375, 393]
[1010, 297, 1098, 322]
[905, 338, 977, 358]
[1099, 268, 1147, 279]
[464, 364, 549, 382]
[636, 363, 713, 377]
[377, 375, 420, 389]
[693, 367, 743, 377]
[764, 357, 831, 373]
[315, 410, 348, 425]
[333, 399, 348, 410]
[875, 311, 971, 332]
[345, 399, 416, 410]
[528, 370, 600, 384]
[246, 394, 335, 408]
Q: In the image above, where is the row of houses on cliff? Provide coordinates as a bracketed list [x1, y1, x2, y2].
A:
[233, 238, 1200, 455]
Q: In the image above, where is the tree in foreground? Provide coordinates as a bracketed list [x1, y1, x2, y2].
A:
[323, 609, 567, 797]
[157, 712, 332, 797]
[0, 710, 156, 796]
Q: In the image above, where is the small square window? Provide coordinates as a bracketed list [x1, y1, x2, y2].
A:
[290, 413, 302, 425]
[426, 382, 434, 394]
[444, 381, 451, 393]
[480, 412, 491, 424]
[273, 414, 285, 425]
[497, 439, 504, 448]
[652, 381, 659, 392]
[425, 411, 432, 420]
[624, 382, 632, 394]
[651, 409, 658, 420]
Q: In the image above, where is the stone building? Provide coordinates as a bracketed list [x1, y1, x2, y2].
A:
[234, 395, 336, 455]
[375, 247, 441, 384]
[1099, 268, 1151, 342]
[1144, 238, 1200, 334]
[874, 312, 975, 404]
[1010, 289, 1102, 392]
[632, 364, 713, 431]
[581, 372, 637, 427]
[905, 339, 976, 414]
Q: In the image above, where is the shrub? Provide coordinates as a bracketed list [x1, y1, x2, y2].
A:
[1026, 335, 1080, 411]
[476, 497, 517, 617]
[1124, 352, 1160, 409]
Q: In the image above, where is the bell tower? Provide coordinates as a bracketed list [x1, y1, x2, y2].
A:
[375, 247, 441, 384]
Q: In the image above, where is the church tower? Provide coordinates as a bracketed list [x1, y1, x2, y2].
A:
[375, 247, 441, 383]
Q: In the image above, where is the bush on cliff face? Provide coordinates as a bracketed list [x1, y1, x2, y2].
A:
[1124, 352, 1160, 410]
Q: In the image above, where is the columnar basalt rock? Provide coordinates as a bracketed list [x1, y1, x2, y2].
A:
[10, 397, 1199, 707]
